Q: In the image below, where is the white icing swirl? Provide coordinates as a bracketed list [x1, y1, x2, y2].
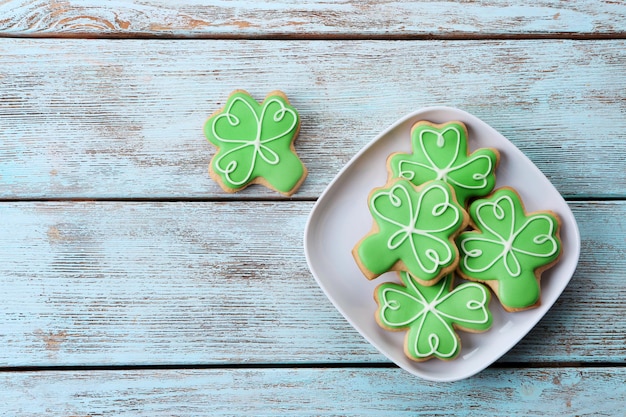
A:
[370, 182, 461, 275]
[461, 195, 559, 277]
[211, 96, 298, 186]
[397, 126, 494, 190]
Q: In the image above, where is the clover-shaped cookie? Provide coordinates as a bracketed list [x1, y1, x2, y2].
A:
[457, 187, 562, 311]
[388, 121, 499, 207]
[353, 179, 468, 284]
[375, 272, 492, 361]
[204, 90, 307, 196]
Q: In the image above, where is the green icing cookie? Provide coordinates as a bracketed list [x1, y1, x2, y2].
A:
[457, 187, 562, 311]
[389, 121, 499, 207]
[375, 273, 492, 361]
[353, 179, 467, 284]
[204, 90, 306, 196]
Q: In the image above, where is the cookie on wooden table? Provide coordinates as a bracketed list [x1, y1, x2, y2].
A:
[204, 90, 307, 196]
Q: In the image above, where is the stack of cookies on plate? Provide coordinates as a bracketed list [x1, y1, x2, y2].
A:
[352, 121, 562, 362]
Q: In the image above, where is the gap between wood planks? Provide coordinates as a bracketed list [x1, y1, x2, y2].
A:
[1, 361, 624, 373]
[0, 32, 625, 41]
[0, 197, 623, 203]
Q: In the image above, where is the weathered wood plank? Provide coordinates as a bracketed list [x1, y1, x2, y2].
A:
[0, 201, 623, 366]
[0, 0, 625, 38]
[1, 39, 624, 199]
[1, 367, 624, 416]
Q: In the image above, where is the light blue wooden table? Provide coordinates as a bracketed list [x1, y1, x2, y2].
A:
[1, 1, 625, 415]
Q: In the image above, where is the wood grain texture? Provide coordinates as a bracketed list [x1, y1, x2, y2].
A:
[1, 39, 625, 199]
[1, 367, 624, 416]
[1, 0, 625, 38]
[0, 0, 624, 412]
[0, 201, 623, 366]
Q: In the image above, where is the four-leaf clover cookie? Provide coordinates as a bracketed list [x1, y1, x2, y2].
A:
[353, 179, 468, 284]
[204, 90, 307, 196]
[457, 187, 562, 311]
[375, 272, 492, 361]
[389, 121, 499, 207]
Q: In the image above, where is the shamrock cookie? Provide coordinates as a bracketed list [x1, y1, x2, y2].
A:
[375, 272, 492, 361]
[204, 90, 307, 196]
[353, 179, 468, 285]
[457, 187, 562, 311]
[388, 121, 499, 207]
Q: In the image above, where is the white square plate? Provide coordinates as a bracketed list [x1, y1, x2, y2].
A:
[304, 106, 581, 382]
